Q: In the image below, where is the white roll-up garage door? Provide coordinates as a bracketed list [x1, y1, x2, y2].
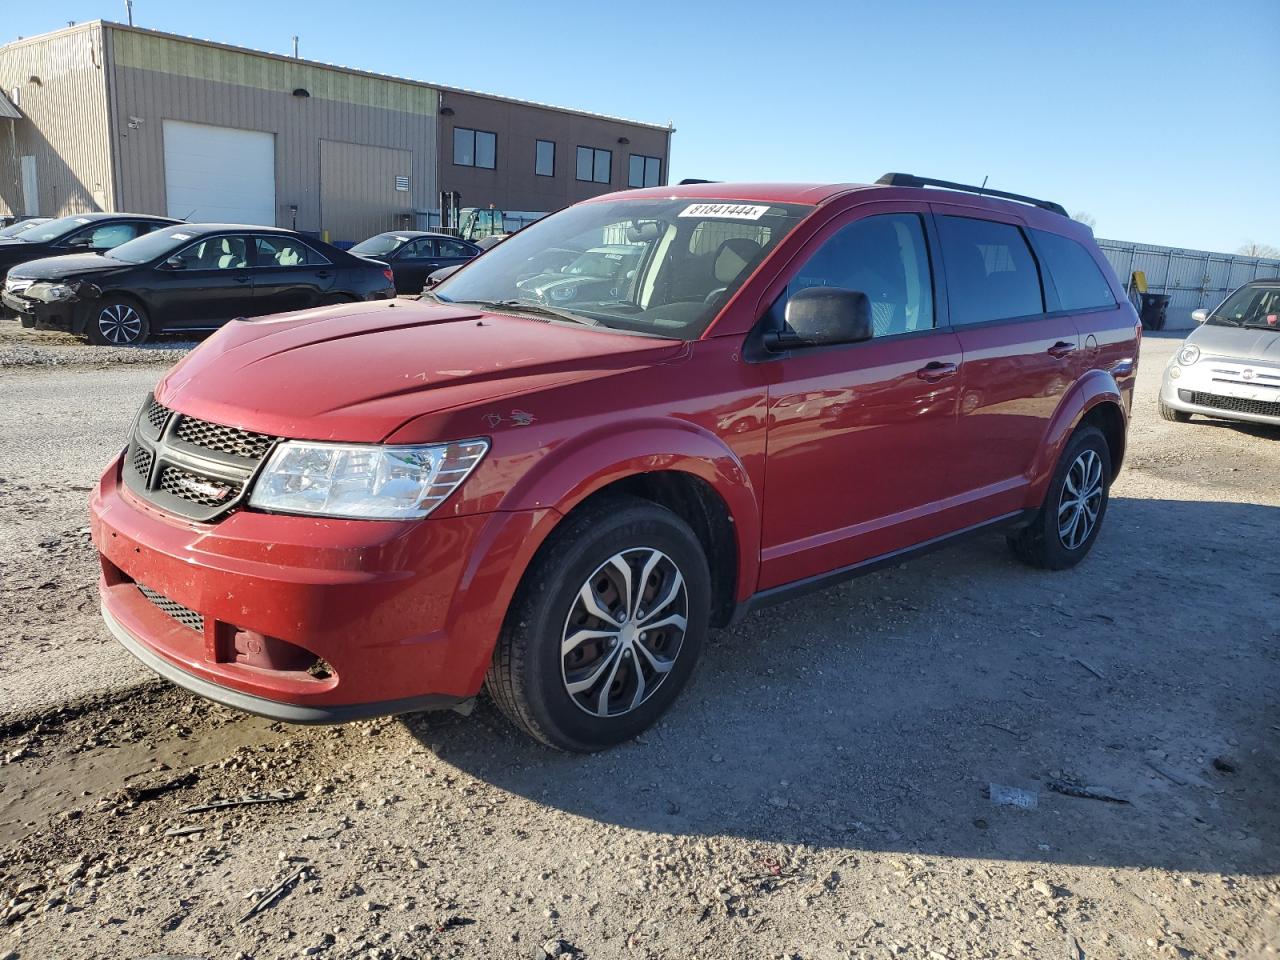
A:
[163, 120, 276, 226]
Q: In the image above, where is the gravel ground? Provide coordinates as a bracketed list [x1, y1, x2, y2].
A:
[0, 331, 1277, 960]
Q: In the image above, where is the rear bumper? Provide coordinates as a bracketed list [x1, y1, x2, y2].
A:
[91, 452, 554, 722]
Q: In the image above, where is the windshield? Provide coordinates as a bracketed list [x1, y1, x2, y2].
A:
[434, 198, 813, 338]
[0, 219, 48, 239]
[19, 215, 97, 244]
[106, 226, 203, 264]
[350, 234, 408, 258]
[1209, 285, 1280, 329]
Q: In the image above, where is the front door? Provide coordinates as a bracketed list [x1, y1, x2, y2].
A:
[759, 208, 966, 590]
[150, 234, 255, 328]
[391, 237, 442, 293]
[930, 208, 1080, 517]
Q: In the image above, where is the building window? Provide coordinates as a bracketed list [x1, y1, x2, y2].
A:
[576, 146, 611, 184]
[454, 127, 496, 169]
[628, 154, 662, 188]
[535, 139, 555, 177]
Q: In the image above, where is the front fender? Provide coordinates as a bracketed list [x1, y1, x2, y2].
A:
[1026, 369, 1126, 505]
[500, 416, 762, 602]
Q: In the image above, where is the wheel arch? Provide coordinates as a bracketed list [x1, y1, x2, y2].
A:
[74, 288, 147, 336]
[1029, 369, 1128, 502]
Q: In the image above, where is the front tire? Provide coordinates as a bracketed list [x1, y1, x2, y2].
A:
[1158, 399, 1191, 423]
[485, 495, 710, 752]
[86, 297, 150, 346]
[1008, 424, 1111, 570]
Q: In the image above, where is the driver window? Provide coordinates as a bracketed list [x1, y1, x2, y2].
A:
[76, 223, 140, 250]
[174, 236, 250, 270]
[399, 238, 436, 259]
[782, 214, 934, 338]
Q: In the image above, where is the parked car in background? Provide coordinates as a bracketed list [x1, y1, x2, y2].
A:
[3, 223, 395, 345]
[515, 243, 646, 305]
[348, 231, 480, 294]
[0, 217, 52, 239]
[0, 213, 177, 283]
[90, 174, 1138, 751]
[1159, 279, 1280, 426]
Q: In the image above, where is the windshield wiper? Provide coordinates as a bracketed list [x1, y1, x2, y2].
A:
[452, 298, 601, 328]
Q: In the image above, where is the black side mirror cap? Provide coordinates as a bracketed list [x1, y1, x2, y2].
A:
[774, 287, 873, 349]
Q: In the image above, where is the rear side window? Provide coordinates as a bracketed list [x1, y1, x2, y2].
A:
[254, 237, 325, 267]
[783, 213, 935, 338]
[937, 216, 1044, 325]
[1031, 229, 1116, 311]
[436, 239, 474, 258]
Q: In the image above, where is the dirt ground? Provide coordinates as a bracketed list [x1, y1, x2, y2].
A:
[0, 326, 1277, 960]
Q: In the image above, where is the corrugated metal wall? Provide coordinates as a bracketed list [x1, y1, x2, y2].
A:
[0, 24, 114, 217]
[102, 25, 436, 242]
[319, 140, 414, 240]
[1096, 238, 1280, 329]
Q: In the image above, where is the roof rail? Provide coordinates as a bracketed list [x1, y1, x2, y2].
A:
[875, 172, 1068, 217]
[678, 178, 719, 185]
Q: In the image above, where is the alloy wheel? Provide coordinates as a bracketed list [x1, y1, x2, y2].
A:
[560, 547, 688, 718]
[1057, 449, 1104, 550]
[98, 304, 143, 345]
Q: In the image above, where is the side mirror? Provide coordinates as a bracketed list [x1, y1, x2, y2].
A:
[1191, 308, 1208, 324]
[767, 287, 873, 350]
[160, 256, 185, 271]
[65, 236, 93, 250]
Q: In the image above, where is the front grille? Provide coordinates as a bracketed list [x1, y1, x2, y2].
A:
[175, 416, 274, 459]
[130, 443, 153, 482]
[1186, 391, 1280, 419]
[144, 397, 170, 431]
[158, 465, 242, 507]
[137, 584, 204, 633]
[123, 393, 279, 522]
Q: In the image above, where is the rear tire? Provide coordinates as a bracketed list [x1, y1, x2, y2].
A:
[1158, 399, 1191, 423]
[1007, 424, 1111, 571]
[485, 495, 710, 752]
[86, 297, 150, 346]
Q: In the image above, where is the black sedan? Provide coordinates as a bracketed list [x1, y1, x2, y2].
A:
[0, 212, 177, 282]
[0, 217, 51, 239]
[2, 224, 396, 345]
[349, 231, 480, 294]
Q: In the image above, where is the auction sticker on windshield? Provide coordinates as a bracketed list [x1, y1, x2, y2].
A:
[678, 203, 770, 221]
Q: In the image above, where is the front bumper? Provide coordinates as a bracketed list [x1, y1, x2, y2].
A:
[91, 452, 550, 722]
[1, 289, 76, 331]
[1159, 357, 1280, 426]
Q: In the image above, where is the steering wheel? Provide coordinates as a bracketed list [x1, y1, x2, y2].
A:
[704, 286, 728, 304]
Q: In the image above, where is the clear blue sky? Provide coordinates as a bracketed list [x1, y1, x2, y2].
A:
[8, 0, 1279, 252]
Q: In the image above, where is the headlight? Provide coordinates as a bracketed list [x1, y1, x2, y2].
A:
[248, 439, 489, 520]
[1177, 344, 1200, 366]
[28, 282, 77, 302]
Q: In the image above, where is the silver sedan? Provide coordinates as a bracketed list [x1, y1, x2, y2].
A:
[1158, 280, 1280, 427]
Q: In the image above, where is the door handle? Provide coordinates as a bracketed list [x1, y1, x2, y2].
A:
[1047, 340, 1076, 358]
[233, 275, 250, 284]
[315, 270, 332, 279]
[916, 361, 958, 382]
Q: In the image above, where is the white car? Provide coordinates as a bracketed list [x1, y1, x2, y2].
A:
[1159, 280, 1280, 426]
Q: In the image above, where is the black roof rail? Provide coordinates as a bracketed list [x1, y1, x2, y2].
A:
[678, 178, 719, 185]
[875, 172, 1068, 217]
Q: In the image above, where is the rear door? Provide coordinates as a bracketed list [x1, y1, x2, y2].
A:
[150, 233, 255, 328]
[931, 207, 1079, 516]
[758, 205, 967, 588]
[250, 236, 335, 314]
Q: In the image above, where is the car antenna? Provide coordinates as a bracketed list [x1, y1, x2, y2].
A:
[977, 176, 988, 196]
[181, 209, 196, 222]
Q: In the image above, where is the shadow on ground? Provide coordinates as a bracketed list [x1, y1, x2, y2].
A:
[402, 497, 1280, 877]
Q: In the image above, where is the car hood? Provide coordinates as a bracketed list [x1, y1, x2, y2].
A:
[1188, 323, 1280, 361]
[156, 299, 686, 442]
[6, 253, 129, 281]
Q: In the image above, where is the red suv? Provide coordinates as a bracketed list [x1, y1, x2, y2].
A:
[90, 174, 1140, 751]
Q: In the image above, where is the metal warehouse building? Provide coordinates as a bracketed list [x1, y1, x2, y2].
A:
[0, 21, 672, 242]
